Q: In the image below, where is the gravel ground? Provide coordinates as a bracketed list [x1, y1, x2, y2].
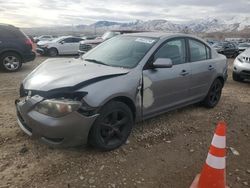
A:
[0, 57, 249, 188]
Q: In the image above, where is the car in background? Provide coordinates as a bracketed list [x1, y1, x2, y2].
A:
[16, 33, 227, 150]
[233, 48, 250, 82]
[81, 35, 98, 40]
[34, 35, 56, 43]
[0, 24, 36, 72]
[238, 43, 250, 53]
[212, 42, 239, 58]
[79, 30, 145, 54]
[36, 36, 84, 56]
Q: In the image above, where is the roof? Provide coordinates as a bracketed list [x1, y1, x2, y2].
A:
[0, 23, 15, 27]
[124, 32, 192, 39]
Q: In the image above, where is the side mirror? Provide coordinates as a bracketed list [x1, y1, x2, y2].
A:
[60, 41, 65, 44]
[153, 58, 173, 68]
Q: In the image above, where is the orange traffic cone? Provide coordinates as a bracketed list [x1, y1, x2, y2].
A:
[198, 121, 227, 188]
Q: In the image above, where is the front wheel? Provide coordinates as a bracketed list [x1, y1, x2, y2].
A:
[0, 52, 22, 72]
[88, 101, 133, 151]
[48, 48, 58, 57]
[203, 79, 223, 108]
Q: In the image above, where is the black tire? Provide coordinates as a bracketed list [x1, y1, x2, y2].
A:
[88, 101, 133, 151]
[0, 52, 22, 72]
[232, 72, 244, 82]
[48, 48, 58, 57]
[203, 79, 223, 108]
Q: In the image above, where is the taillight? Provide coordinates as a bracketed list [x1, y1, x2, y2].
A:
[25, 38, 33, 46]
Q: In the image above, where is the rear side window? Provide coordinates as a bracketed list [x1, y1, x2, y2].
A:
[72, 38, 83, 43]
[61, 38, 73, 43]
[189, 39, 211, 62]
[154, 38, 186, 65]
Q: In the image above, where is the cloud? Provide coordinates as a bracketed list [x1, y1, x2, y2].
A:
[0, 0, 249, 27]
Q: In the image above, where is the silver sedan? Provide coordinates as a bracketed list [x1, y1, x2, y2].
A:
[16, 33, 228, 150]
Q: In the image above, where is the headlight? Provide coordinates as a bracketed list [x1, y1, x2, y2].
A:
[237, 56, 244, 63]
[35, 99, 81, 117]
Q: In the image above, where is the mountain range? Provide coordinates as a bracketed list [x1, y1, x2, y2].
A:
[77, 16, 250, 33]
[23, 16, 250, 36]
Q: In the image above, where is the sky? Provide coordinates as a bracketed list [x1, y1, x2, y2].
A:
[0, 0, 249, 27]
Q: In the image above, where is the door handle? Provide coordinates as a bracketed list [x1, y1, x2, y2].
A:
[180, 70, 189, 76]
[208, 65, 215, 71]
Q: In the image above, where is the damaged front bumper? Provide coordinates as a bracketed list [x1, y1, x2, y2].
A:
[15, 95, 98, 147]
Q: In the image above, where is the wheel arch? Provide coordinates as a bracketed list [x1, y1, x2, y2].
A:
[104, 96, 136, 121]
[0, 50, 23, 62]
[48, 47, 59, 54]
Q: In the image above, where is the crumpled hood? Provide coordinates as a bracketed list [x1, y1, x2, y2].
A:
[37, 40, 54, 46]
[23, 58, 129, 91]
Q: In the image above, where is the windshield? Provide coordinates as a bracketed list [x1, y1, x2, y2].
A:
[83, 36, 158, 68]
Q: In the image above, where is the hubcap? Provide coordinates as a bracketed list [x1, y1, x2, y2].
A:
[3, 56, 20, 71]
[209, 82, 221, 105]
[100, 111, 129, 146]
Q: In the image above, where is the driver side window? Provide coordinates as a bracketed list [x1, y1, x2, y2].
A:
[154, 39, 186, 65]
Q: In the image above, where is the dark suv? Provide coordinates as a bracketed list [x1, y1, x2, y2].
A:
[0, 24, 36, 72]
[213, 42, 239, 58]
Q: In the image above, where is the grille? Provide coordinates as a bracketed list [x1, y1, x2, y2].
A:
[243, 56, 250, 62]
[79, 43, 92, 52]
[242, 70, 250, 75]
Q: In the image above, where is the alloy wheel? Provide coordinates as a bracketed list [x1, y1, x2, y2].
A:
[209, 81, 222, 106]
[99, 110, 129, 146]
[3, 56, 20, 71]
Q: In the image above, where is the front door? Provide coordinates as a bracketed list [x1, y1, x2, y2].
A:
[142, 38, 191, 118]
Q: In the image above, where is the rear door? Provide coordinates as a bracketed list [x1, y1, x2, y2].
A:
[142, 38, 191, 117]
[188, 38, 216, 100]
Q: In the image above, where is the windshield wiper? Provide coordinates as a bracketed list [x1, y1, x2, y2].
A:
[84, 58, 108, 66]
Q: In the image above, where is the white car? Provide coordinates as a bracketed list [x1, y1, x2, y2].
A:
[36, 36, 84, 56]
[233, 48, 250, 81]
[238, 43, 250, 53]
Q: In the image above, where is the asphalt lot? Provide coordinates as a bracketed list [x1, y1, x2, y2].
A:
[0, 56, 249, 188]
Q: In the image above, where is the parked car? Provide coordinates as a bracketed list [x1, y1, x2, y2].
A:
[34, 35, 56, 43]
[212, 42, 239, 58]
[16, 33, 227, 150]
[233, 48, 250, 81]
[238, 43, 250, 53]
[36, 36, 84, 56]
[0, 24, 36, 72]
[79, 30, 145, 54]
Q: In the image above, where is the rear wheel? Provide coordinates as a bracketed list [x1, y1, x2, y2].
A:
[232, 72, 244, 82]
[203, 79, 223, 108]
[88, 101, 133, 151]
[48, 48, 58, 57]
[0, 52, 22, 72]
